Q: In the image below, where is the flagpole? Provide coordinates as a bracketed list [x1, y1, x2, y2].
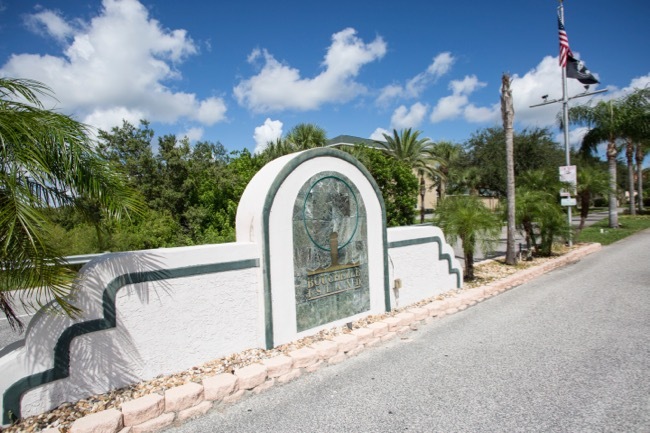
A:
[531, 1, 607, 247]
[559, 1, 573, 246]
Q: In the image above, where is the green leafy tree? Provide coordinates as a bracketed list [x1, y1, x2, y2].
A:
[343, 146, 418, 226]
[0, 78, 142, 330]
[98, 120, 161, 203]
[463, 127, 564, 197]
[434, 195, 501, 280]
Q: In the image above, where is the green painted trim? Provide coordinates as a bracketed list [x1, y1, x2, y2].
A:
[261, 148, 390, 349]
[3, 258, 259, 424]
[388, 236, 462, 289]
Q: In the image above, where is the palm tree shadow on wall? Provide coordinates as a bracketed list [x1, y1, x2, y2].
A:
[10, 251, 174, 415]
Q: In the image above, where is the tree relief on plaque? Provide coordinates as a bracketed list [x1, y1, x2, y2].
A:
[293, 174, 369, 332]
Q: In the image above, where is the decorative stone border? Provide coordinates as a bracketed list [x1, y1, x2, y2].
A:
[30, 243, 602, 433]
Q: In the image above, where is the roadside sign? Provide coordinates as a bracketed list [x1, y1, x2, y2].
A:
[559, 165, 577, 197]
[561, 197, 577, 206]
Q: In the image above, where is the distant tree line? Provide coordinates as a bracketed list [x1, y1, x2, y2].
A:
[3, 76, 647, 329]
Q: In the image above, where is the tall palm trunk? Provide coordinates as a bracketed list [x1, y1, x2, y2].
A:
[419, 175, 426, 223]
[607, 138, 619, 228]
[462, 235, 475, 281]
[578, 190, 591, 231]
[626, 139, 636, 215]
[501, 73, 516, 265]
[636, 144, 645, 212]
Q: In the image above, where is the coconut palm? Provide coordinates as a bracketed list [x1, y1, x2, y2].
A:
[286, 123, 327, 150]
[575, 163, 610, 230]
[0, 77, 142, 330]
[429, 140, 461, 200]
[501, 73, 516, 265]
[260, 137, 293, 162]
[570, 89, 650, 224]
[514, 170, 569, 256]
[260, 123, 327, 163]
[622, 88, 650, 213]
[636, 139, 649, 212]
[569, 99, 625, 228]
[376, 128, 444, 223]
[434, 195, 501, 281]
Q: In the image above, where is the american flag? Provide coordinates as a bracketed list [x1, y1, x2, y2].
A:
[557, 7, 572, 67]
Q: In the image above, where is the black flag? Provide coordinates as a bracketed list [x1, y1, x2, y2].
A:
[566, 54, 599, 85]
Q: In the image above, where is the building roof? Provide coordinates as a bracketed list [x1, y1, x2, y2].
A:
[325, 135, 384, 149]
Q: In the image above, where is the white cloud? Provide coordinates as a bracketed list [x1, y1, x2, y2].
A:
[500, 57, 649, 147]
[627, 74, 650, 90]
[234, 28, 387, 112]
[390, 102, 428, 130]
[427, 52, 454, 76]
[450, 75, 485, 95]
[430, 75, 486, 123]
[1, 0, 226, 132]
[180, 127, 204, 142]
[464, 103, 499, 123]
[370, 127, 390, 141]
[601, 73, 650, 101]
[568, 126, 589, 149]
[83, 106, 144, 133]
[24, 9, 75, 42]
[430, 94, 468, 122]
[253, 118, 284, 154]
[195, 97, 227, 125]
[377, 51, 455, 105]
[507, 55, 567, 128]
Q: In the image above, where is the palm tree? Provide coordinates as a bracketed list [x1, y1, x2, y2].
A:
[260, 137, 293, 162]
[434, 195, 501, 281]
[575, 163, 610, 230]
[515, 169, 570, 256]
[260, 123, 327, 163]
[622, 88, 650, 213]
[623, 137, 637, 215]
[377, 128, 443, 223]
[429, 140, 461, 200]
[636, 139, 649, 212]
[0, 77, 142, 330]
[501, 73, 516, 265]
[286, 123, 327, 150]
[569, 99, 625, 228]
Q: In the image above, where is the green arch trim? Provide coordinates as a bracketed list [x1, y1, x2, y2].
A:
[387, 236, 462, 289]
[261, 148, 390, 350]
[3, 258, 259, 424]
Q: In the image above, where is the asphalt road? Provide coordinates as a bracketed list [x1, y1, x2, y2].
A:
[163, 228, 650, 433]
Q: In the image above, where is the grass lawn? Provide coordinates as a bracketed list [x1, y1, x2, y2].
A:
[575, 214, 650, 245]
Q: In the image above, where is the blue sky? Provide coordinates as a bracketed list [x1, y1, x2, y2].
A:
[1, 0, 648, 155]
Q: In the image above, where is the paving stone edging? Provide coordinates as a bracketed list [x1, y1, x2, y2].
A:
[40, 243, 601, 433]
